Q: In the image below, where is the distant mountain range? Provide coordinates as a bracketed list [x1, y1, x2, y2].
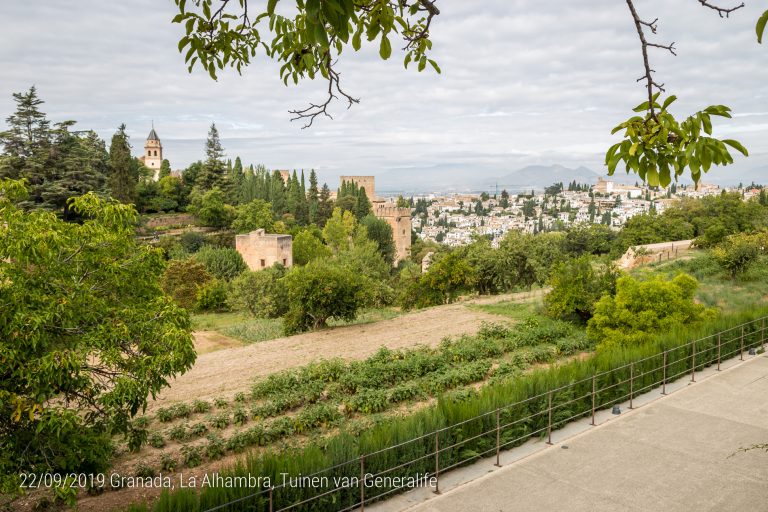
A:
[374, 162, 766, 194]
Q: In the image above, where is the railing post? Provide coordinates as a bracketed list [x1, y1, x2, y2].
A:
[590, 374, 596, 426]
[546, 391, 553, 445]
[740, 326, 745, 361]
[691, 339, 696, 383]
[661, 350, 667, 395]
[717, 333, 722, 371]
[763, 318, 766, 349]
[494, 408, 501, 467]
[269, 486, 273, 512]
[434, 432, 440, 494]
[359, 455, 365, 511]
[629, 363, 634, 409]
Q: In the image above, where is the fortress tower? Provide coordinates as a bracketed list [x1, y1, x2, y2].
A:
[373, 203, 412, 265]
[141, 126, 163, 181]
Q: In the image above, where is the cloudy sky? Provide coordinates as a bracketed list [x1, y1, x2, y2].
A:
[1, 0, 766, 191]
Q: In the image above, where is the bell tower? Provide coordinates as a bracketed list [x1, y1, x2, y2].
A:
[143, 124, 163, 181]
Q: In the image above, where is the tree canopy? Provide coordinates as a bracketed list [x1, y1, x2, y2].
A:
[0, 179, 195, 493]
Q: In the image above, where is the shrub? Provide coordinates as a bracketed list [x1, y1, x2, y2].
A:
[283, 260, 373, 333]
[194, 246, 247, 281]
[180, 231, 206, 253]
[712, 232, 761, 278]
[181, 445, 203, 468]
[210, 413, 230, 430]
[148, 432, 166, 449]
[233, 407, 248, 426]
[545, 255, 620, 323]
[190, 422, 209, 438]
[188, 187, 236, 229]
[204, 434, 226, 460]
[168, 424, 188, 441]
[196, 279, 229, 312]
[134, 463, 155, 478]
[161, 259, 212, 309]
[587, 273, 717, 350]
[228, 266, 288, 318]
[192, 400, 211, 414]
[160, 454, 177, 472]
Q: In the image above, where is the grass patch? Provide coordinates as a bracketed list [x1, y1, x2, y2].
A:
[327, 307, 400, 327]
[221, 318, 284, 344]
[191, 311, 252, 331]
[471, 299, 542, 321]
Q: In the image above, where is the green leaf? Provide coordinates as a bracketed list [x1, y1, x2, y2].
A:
[722, 139, 749, 157]
[379, 35, 392, 60]
[633, 100, 650, 113]
[646, 166, 660, 187]
[428, 59, 441, 74]
[661, 95, 677, 111]
[352, 30, 361, 51]
[757, 9, 768, 43]
[267, 0, 278, 15]
[629, 142, 639, 156]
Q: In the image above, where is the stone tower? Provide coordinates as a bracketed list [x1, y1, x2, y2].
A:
[143, 126, 163, 181]
[374, 203, 412, 265]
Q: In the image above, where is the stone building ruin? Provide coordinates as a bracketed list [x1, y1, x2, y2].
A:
[235, 229, 293, 271]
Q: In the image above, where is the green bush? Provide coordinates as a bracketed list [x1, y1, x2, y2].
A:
[195, 279, 229, 312]
[161, 259, 212, 309]
[228, 266, 288, 318]
[588, 273, 717, 350]
[194, 246, 247, 281]
[180, 231, 206, 253]
[283, 260, 373, 333]
[712, 232, 762, 278]
[545, 255, 619, 323]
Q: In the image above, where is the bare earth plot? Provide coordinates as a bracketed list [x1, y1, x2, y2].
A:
[386, 353, 768, 512]
[150, 291, 544, 411]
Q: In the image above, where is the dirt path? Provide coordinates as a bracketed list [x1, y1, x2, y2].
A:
[150, 290, 544, 411]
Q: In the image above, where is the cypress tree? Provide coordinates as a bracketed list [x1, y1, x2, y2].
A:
[108, 124, 137, 203]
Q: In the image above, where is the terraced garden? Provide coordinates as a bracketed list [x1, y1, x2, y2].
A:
[111, 318, 591, 480]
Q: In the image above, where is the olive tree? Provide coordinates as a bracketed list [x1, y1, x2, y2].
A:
[0, 179, 195, 494]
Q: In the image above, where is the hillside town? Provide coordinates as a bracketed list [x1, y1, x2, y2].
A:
[412, 178, 765, 247]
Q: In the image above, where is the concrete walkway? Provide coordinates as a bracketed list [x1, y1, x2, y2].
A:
[372, 353, 768, 512]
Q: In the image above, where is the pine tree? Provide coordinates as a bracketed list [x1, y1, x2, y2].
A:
[196, 122, 226, 191]
[108, 124, 137, 203]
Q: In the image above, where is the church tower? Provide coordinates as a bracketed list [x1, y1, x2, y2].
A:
[143, 125, 163, 181]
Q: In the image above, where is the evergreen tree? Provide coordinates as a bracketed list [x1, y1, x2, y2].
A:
[355, 187, 372, 219]
[196, 122, 226, 191]
[500, 189, 510, 208]
[270, 170, 287, 215]
[308, 169, 320, 224]
[317, 183, 333, 226]
[108, 124, 137, 203]
[159, 159, 172, 179]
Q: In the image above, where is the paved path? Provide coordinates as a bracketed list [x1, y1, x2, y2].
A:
[376, 353, 768, 512]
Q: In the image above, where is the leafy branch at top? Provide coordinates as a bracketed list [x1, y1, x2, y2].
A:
[606, 93, 748, 188]
[611, 0, 760, 186]
[173, 0, 441, 128]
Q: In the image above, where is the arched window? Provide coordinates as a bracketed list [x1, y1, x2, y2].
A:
[154, 150, 158, 156]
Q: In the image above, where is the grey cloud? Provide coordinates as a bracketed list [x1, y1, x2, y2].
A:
[1, 0, 766, 190]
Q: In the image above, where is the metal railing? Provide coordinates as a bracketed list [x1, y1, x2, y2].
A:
[202, 316, 767, 512]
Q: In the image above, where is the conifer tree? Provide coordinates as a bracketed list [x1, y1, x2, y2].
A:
[317, 183, 333, 226]
[308, 169, 320, 224]
[196, 122, 226, 191]
[270, 169, 286, 215]
[108, 124, 137, 203]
